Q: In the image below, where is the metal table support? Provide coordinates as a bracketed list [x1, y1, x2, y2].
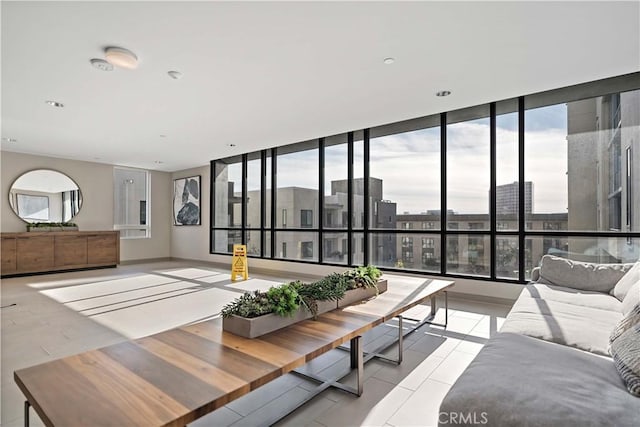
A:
[338, 290, 449, 366]
[290, 335, 364, 397]
[24, 401, 30, 427]
[261, 335, 364, 426]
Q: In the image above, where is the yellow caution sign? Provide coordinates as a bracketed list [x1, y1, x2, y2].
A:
[231, 244, 248, 281]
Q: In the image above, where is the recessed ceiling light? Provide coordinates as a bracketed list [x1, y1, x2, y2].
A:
[90, 58, 114, 71]
[104, 47, 138, 69]
[436, 90, 452, 97]
[383, 57, 395, 65]
[2, 137, 17, 143]
[167, 71, 183, 80]
[45, 100, 64, 107]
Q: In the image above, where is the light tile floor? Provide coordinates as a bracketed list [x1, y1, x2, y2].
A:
[1, 261, 512, 427]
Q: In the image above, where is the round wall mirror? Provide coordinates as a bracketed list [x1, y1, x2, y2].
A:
[9, 169, 83, 223]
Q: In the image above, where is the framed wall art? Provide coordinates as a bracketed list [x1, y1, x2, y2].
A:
[173, 175, 201, 225]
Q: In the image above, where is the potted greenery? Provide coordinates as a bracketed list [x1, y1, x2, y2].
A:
[26, 222, 78, 232]
[221, 282, 321, 338]
[296, 274, 349, 318]
[221, 266, 385, 338]
[338, 265, 387, 308]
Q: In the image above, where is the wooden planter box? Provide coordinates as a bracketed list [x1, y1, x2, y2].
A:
[223, 299, 336, 339]
[338, 279, 388, 308]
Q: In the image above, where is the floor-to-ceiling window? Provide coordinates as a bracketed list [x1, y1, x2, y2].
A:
[369, 116, 441, 273]
[495, 99, 521, 279]
[211, 73, 640, 284]
[446, 106, 491, 277]
[211, 156, 242, 253]
[245, 152, 262, 256]
[275, 140, 319, 261]
[523, 86, 640, 279]
[323, 134, 349, 265]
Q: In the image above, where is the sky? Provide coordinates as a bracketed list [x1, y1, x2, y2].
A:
[227, 103, 570, 215]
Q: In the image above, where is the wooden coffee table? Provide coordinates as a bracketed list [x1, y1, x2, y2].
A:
[15, 278, 453, 427]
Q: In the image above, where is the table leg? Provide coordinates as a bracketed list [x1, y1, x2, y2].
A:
[397, 315, 403, 364]
[445, 290, 449, 326]
[24, 401, 30, 427]
[350, 336, 358, 369]
[353, 336, 363, 396]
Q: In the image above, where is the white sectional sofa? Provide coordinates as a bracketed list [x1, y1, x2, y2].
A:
[439, 255, 640, 426]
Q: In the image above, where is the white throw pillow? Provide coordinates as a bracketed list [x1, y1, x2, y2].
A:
[611, 261, 640, 301]
[622, 282, 640, 316]
[539, 255, 633, 293]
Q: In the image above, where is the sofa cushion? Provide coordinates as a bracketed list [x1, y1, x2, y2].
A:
[439, 333, 638, 427]
[610, 323, 640, 397]
[622, 282, 640, 316]
[538, 255, 633, 293]
[524, 283, 622, 312]
[501, 292, 622, 356]
[610, 303, 640, 344]
[611, 261, 640, 301]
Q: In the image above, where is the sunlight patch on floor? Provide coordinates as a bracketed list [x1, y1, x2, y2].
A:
[90, 286, 238, 339]
[152, 267, 223, 280]
[31, 267, 285, 339]
[39, 274, 177, 303]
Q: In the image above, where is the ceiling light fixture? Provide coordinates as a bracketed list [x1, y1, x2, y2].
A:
[45, 100, 64, 107]
[90, 58, 114, 71]
[104, 47, 138, 69]
[436, 90, 452, 97]
[167, 71, 183, 80]
[383, 57, 395, 64]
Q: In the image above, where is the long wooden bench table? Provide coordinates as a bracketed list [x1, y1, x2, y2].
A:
[15, 278, 454, 427]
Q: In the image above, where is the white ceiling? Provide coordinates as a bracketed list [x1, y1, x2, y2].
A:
[2, 1, 639, 172]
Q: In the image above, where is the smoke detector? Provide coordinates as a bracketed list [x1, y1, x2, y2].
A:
[90, 58, 114, 71]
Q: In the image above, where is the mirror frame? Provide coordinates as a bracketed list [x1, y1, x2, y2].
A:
[8, 168, 83, 224]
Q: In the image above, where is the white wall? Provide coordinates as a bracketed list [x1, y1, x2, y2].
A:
[1, 151, 172, 261]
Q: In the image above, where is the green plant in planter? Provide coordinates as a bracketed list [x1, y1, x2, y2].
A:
[220, 290, 272, 319]
[266, 282, 300, 317]
[221, 282, 300, 319]
[296, 273, 349, 317]
[344, 265, 382, 289]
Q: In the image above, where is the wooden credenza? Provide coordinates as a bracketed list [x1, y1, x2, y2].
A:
[1, 231, 119, 277]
